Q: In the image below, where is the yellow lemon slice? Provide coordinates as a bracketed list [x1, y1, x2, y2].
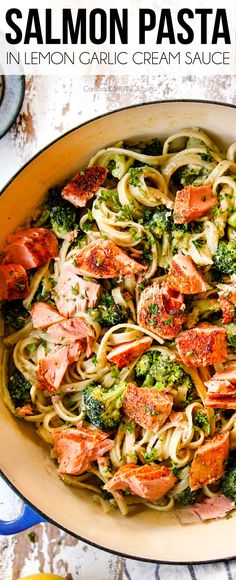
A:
[18, 574, 65, 580]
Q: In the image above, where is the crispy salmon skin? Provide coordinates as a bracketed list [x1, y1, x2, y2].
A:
[122, 382, 173, 431]
[61, 166, 107, 207]
[176, 323, 227, 367]
[137, 282, 185, 339]
[0, 264, 29, 300]
[72, 238, 145, 278]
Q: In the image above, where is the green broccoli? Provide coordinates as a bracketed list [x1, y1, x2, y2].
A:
[135, 353, 150, 377]
[106, 154, 133, 179]
[175, 486, 201, 505]
[2, 301, 29, 331]
[83, 381, 127, 431]
[141, 207, 203, 243]
[186, 136, 203, 148]
[221, 455, 236, 502]
[135, 351, 194, 394]
[8, 370, 32, 408]
[89, 290, 130, 328]
[174, 166, 210, 188]
[47, 188, 79, 238]
[225, 323, 236, 347]
[186, 299, 221, 328]
[214, 240, 236, 275]
[130, 138, 162, 167]
[193, 410, 210, 434]
[142, 138, 162, 156]
[142, 206, 173, 238]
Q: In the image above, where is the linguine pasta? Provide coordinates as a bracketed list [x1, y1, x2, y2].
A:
[2, 127, 236, 517]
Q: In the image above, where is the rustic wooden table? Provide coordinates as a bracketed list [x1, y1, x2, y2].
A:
[0, 74, 236, 580]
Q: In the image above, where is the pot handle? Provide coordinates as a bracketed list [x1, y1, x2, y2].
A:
[0, 503, 45, 535]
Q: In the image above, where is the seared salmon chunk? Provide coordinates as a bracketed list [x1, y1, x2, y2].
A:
[205, 379, 236, 397]
[31, 302, 64, 330]
[205, 396, 236, 409]
[72, 238, 145, 278]
[122, 382, 173, 431]
[61, 166, 107, 207]
[45, 316, 94, 346]
[15, 404, 33, 417]
[218, 286, 236, 324]
[174, 184, 216, 224]
[212, 368, 236, 384]
[191, 495, 235, 521]
[176, 323, 227, 367]
[0, 264, 29, 300]
[167, 253, 210, 294]
[107, 337, 152, 369]
[54, 269, 101, 318]
[36, 340, 89, 393]
[137, 282, 185, 340]
[189, 432, 229, 491]
[205, 376, 236, 409]
[53, 426, 113, 475]
[104, 464, 177, 502]
[3, 228, 58, 269]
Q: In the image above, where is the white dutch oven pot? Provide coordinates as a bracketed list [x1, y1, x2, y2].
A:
[0, 100, 236, 563]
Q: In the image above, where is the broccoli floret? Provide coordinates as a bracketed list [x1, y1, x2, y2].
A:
[96, 305, 128, 327]
[131, 138, 162, 167]
[225, 323, 236, 347]
[106, 154, 133, 179]
[221, 456, 236, 502]
[135, 351, 194, 394]
[142, 206, 173, 238]
[176, 486, 201, 505]
[83, 381, 127, 431]
[186, 136, 203, 148]
[142, 138, 162, 156]
[214, 240, 236, 275]
[8, 370, 32, 408]
[135, 353, 151, 377]
[2, 301, 29, 331]
[193, 410, 210, 433]
[47, 188, 79, 238]
[90, 290, 130, 328]
[142, 207, 203, 242]
[174, 166, 210, 188]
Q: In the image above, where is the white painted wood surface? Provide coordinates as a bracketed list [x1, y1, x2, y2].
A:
[0, 74, 236, 579]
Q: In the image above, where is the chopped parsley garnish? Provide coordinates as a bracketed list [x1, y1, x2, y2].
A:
[148, 304, 159, 314]
[144, 447, 159, 462]
[112, 366, 120, 379]
[129, 167, 143, 187]
[91, 354, 98, 366]
[192, 238, 205, 250]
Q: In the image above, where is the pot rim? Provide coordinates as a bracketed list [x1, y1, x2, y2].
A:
[1, 98, 236, 196]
